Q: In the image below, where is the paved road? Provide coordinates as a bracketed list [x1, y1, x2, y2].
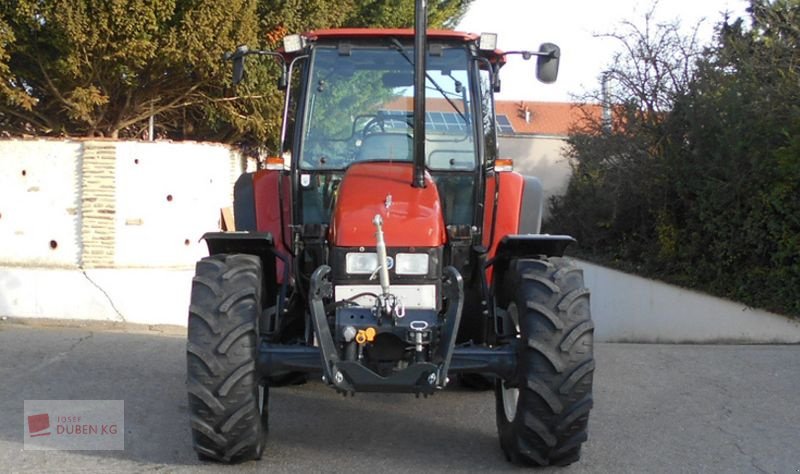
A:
[0, 320, 798, 473]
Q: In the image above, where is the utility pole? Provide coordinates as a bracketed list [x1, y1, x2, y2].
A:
[601, 71, 612, 134]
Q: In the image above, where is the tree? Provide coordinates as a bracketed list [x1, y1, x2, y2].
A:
[0, 0, 262, 140]
[549, 0, 800, 316]
[548, 5, 702, 261]
[0, 0, 472, 148]
[344, 0, 472, 28]
[662, 0, 800, 313]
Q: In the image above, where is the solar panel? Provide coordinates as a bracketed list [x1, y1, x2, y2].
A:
[378, 110, 469, 133]
[496, 114, 515, 134]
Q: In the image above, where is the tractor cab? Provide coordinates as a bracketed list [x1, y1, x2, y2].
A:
[256, 29, 563, 305]
[294, 30, 486, 232]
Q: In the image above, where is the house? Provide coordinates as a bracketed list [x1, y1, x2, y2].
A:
[495, 101, 602, 217]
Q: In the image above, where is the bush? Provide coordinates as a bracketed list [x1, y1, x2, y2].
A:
[548, 0, 800, 317]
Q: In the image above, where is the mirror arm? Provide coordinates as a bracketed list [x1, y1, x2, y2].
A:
[223, 47, 289, 87]
[500, 50, 559, 61]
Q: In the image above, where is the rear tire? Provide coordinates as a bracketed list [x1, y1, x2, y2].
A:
[495, 257, 594, 466]
[187, 254, 268, 463]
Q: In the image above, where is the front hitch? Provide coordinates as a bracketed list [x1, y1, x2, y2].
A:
[307, 264, 464, 394]
[308, 265, 338, 385]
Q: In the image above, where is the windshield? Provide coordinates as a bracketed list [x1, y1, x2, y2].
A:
[299, 42, 476, 171]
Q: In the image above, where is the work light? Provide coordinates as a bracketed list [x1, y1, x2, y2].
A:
[345, 252, 379, 274]
[395, 253, 429, 275]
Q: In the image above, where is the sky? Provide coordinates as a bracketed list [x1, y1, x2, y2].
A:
[456, 0, 750, 103]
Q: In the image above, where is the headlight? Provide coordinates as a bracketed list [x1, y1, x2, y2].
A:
[346, 252, 378, 274]
[395, 253, 429, 275]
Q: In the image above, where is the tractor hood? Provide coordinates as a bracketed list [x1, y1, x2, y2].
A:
[330, 162, 446, 248]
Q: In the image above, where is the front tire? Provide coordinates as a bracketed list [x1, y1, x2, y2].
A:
[495, 258, 594, 466]
[187, 254, 267, 463]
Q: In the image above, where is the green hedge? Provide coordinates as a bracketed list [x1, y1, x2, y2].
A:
[547, 1, 800, 318]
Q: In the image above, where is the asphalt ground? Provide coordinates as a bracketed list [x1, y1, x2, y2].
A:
[0, 320, 798, 473]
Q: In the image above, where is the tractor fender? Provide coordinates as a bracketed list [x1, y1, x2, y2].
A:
[490, 234, 576, 287]
[233, 170, 292, 250]
[482, 172, 545, 257]
[482, 172, 549, 283]
[201, 231, 280, 303]
[233, 169, 292, 283]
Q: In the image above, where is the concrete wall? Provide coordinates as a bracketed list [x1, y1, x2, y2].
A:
[113, 141, 240, 267]
[580, 260, 800, 343]
[499, 134, 571, 219]
[0, 140, 83, 267]
[0, 139, 251, 325]
[3, 139, 798, 342]
[0, 267, 191, 326]
[0, 139, 247, 269]
[4, 257, 798, 342]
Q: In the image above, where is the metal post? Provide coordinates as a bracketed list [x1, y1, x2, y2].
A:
[412, 0, 427, 188]
[601, 71, 612, 134]
[148, 103, 155, 141]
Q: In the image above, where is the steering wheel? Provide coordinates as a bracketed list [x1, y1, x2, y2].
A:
[361, 115, 386, 138]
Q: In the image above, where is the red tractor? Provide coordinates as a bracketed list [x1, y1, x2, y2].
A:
[186, 2, 594, 467]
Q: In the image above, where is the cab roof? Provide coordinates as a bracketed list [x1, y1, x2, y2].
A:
[306, 28, 479, 42]
[303, 28, 506, 65]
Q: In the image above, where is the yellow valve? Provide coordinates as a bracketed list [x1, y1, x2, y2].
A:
[355, 327, 377, 344]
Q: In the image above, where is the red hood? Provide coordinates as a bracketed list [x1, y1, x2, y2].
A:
[330, 162, 446, 248]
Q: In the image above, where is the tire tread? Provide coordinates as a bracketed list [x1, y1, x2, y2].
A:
[495, 257, 594, 467]
[186, 254, 267, 464]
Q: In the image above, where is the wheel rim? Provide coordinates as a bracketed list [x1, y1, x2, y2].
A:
[501, 302, 520, 422]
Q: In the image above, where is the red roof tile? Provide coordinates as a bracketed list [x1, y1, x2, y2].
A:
[495, 101, 602, 136]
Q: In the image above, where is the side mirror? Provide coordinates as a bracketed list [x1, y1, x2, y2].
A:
[229, 45, 250, 86]
[536, 43, 560, 84]
[232, 57, 245, 85]
[224, 44, 287, 88]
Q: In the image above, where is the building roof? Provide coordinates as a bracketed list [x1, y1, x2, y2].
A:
[380, 97, 603, 137]
[495, 101, 603, 137]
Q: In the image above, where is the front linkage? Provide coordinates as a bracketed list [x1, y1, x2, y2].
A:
[257, 215, 517, 396]
[307, 264, 462, 394]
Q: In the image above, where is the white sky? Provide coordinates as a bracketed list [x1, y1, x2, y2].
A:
[456, 0, 749, 103]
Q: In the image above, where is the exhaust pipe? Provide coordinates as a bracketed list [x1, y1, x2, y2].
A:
[412, 0, 427, 188]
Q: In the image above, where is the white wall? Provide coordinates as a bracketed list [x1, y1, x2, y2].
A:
[580, 260, 800, 343]
[0, 139, 246, 270]
[0, 140, 83, 266]
[0, 139, 247, 326]
[0, 267, 191, 327]
[114, 141, 241, 268]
